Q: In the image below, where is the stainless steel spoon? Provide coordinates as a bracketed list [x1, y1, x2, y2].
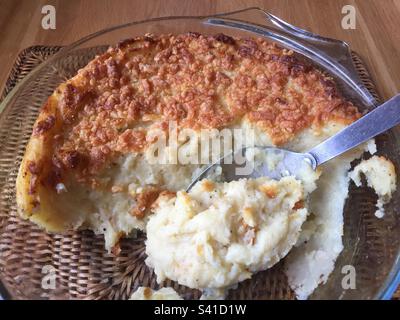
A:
[187, 94, 400, 191]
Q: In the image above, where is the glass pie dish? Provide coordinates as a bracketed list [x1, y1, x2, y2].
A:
[0, 7, 399, 300]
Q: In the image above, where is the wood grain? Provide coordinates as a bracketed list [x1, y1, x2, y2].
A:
[1, 0, 400, 100]
[0, 0, 399, 299]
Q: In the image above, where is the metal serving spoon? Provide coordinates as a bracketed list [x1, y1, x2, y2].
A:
[187, 94, 400, 191]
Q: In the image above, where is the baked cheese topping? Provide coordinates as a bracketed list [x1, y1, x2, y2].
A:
[145, 176, 312, 294]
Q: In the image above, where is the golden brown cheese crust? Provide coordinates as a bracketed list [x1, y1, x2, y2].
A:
[16, 33, 360, 232]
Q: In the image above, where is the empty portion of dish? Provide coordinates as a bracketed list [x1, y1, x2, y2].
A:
[130, 286, 183, 300]
[145, 176, 312, 297]
[349, 155, 396, 218]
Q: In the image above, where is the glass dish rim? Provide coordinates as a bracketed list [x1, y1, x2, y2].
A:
[0, 6, 399, 300]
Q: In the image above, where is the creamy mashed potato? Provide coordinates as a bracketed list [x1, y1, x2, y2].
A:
[145, 176, 313, 296]
[284, 136, 377, 300]
[82, 152, 200, 249]
[130, 287, 183, 300]
[245, 146, 321, 194]
[349, 156, 396, 218]
[16, 34, 363, 250]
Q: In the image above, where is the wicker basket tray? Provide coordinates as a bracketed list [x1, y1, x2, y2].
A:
[0, 46, 399, 300]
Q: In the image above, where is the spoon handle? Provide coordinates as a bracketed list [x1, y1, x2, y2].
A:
[307, 94, 400, 167]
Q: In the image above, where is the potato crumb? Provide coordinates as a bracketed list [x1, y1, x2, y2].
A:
[349, 155, 396, 218]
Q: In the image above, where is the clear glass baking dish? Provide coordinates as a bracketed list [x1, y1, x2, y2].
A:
[0, 7, 399, 300]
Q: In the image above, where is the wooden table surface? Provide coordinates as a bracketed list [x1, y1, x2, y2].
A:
[1, 0, 400, 100]
[0, 0, 399, 299]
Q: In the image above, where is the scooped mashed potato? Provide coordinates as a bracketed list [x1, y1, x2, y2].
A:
[349, 156, 396, 218]
[145, 176, 314, 296]
[130, 287, 183, 300]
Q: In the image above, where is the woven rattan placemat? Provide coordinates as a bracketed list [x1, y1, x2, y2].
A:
[0, 46, 399, 300]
